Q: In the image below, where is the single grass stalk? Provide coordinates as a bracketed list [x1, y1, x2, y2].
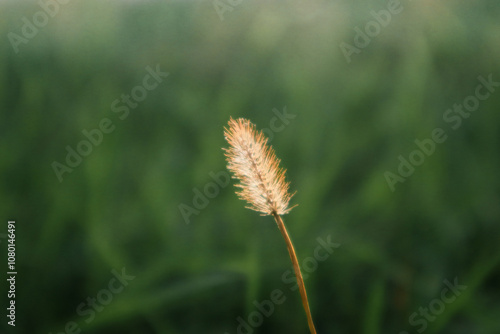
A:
[223, 117, 317, 334]
[272, 213, 317, 334]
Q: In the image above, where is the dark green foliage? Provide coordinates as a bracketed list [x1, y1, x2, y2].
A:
[0, 1, 499, 333]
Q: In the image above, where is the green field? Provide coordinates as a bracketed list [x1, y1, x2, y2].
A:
[1, 1, 499, 333]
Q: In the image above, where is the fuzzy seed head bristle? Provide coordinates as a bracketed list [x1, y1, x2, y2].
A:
[223, 117, 296, 216]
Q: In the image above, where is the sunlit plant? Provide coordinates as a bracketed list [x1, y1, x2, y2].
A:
[223, 117, 317, 334]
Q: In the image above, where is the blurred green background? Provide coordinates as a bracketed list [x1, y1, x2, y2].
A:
[1, 0, 499, 333]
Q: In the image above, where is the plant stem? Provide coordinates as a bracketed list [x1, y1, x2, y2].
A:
[272, 213, 317, 334]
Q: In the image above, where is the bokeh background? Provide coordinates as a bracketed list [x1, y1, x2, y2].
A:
[1, 0, 499, 333]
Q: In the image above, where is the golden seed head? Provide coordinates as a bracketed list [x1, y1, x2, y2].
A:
[223, 117, 296, 216]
